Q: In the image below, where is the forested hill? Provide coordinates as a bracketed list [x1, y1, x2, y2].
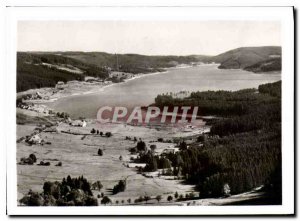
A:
[17, 52, 109, 92]
[59, 52, 211, 73]
[154, 81, 282, 202]
[17, 47, 281, 92]
[213, 46, 281, 72]
[16, 52, 211, 92]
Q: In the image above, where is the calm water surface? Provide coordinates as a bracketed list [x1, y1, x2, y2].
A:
[49, 64, 281, 118]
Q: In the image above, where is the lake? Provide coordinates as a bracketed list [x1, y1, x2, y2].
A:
[48, 64, 281, 118]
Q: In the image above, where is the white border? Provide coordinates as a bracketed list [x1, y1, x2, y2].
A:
[5, 6, 294, 215]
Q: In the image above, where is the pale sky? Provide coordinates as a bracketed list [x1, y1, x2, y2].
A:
[18, 21, 281, 56]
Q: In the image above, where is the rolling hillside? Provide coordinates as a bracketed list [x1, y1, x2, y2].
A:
[244, 57, 281, 73]
[213, 46, 281, 70]
[17, 46, 281, 92]
[61, 52, 210, 74]
[16, 52, 210, 92]
[17, 53, 109, 92]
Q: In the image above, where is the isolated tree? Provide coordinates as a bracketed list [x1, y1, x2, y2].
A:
[55, 161, 62, 167]
[144, 195, 151, 204]
[138, 196, 144, 203]
[174, 191, 179, 199]
[179, 194, 184, 200]
[167, 195, 173, 202]
[96, 130, 99, 135]
[113, 180, 126, 194]
[100, 131, 103, 136]
[115, 200, 119, 204]
[150, 144, 157, 152]
[98, 149, 103, 156]
[136, 140, 146, 151]
[29, 153, 37, 163]
[105, 132, 112, 137]
[101, 196, 111, 205]
[127, 198, 131, 204]
[121, 200, 124, 204]
[90, 128, 96, 134]
[156, 195, 162, 203]
[92, 181, 103, 191]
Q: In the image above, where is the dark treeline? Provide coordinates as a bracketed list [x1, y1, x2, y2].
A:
[154, 81, 282, 202]
[155, 85, 280, 117]
[244, 57, 282, 73]
[19, 175, 98, 206]
[61, 51, 207, 74]
[17, 52, 207, 92]
[112, 180, 126, 194]
[17, 53, 109, 92]
[135, 151, 172, 172]
[178, 130, 281, 197]
[17, 62, 84, 92]
[258, 80, 281, 97]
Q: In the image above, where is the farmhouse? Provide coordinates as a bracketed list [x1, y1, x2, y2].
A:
[71, 120, 87, 127]
[162, 147, 179, 155]
[55, 81, 66, 90]
[28, 134, 42, 144]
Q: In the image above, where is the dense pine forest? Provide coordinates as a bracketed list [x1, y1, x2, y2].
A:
[154, 81, 282, 203]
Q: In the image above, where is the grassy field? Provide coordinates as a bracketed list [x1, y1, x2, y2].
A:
[17, 120, 196, 205]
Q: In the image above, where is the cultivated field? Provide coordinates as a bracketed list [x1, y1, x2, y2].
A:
[17, 107, 267, 206]
[17, 117, 197, 205]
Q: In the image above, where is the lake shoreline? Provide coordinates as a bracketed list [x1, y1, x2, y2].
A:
[17, 64, 205, 105]
[16, 72, 280, 207]
[18, 63, 281, 120]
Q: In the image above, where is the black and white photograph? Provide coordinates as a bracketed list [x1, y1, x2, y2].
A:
[2, 4, 295, 216]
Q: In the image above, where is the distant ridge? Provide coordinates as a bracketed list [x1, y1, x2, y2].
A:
[212, 46, 281, 71]
[16, 46, 281, 92]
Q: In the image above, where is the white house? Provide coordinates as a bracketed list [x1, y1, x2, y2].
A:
[28, 134, 42, 144]
[56, 81, 65, 90]
[71, 120, 87, 127]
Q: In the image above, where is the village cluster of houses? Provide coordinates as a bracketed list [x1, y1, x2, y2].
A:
[26, 134, 44, 145]
[109, 71, 134, 80]
[69, 119, 87, 127]
[17, 102, 53, 116]
[21, 118, 87, 146]
[19, 92, 45, 100]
